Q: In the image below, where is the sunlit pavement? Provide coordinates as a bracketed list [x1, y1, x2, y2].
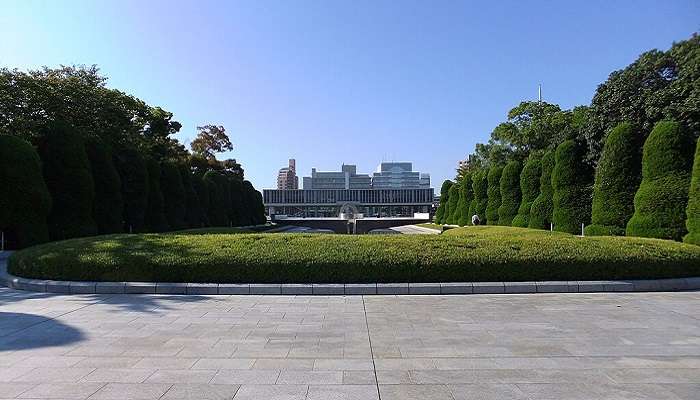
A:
[0, 287, 698, 399]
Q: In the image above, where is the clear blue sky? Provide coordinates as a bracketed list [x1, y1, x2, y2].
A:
[1, 1, 698, 189]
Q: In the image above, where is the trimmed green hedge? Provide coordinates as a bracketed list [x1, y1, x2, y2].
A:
[38, 122, 97, 240]
[457, 174, 473, 226]
[434, 180, 452, 224]
[552, 140, 593, 234]
[470, 170, 488, 223]
[0, 135, 52, 248]
[9, 226, 700, 283]
[145, 158, 169, 232]
[512, 155, 541, 228]
[627, 121, 694, 241]
[192, 174, 210, 227]
[161, 161, 187, 231]
[486, 166, 503, 224]
[529, 150, 555, 230]
[179, 164, 204, 228]
[586, 123, 643, 236]
[498, 161, 522, 226]
[114, 148, 149, 233]
[204, 171, 229, 226]
[685, 138, 700, 245]
[86, 138, 123, 234]
[446, 184, 460, 224]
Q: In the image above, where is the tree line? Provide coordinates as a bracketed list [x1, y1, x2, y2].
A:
[0, 66, 265, 249]
[435, 34, 699, 245]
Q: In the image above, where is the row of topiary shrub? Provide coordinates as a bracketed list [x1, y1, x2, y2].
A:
[435, 120, 699, 244]
[0, 127, 266, 249]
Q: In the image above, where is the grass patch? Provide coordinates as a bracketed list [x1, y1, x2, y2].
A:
[7, 226, 700, 283]
[415, 223, 443, 230]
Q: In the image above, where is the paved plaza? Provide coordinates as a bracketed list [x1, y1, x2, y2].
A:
[0, 287, 698, 399]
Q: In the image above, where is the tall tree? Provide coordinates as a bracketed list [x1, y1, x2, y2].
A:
[434, 180, 453, 224]
[529, 150, 555, 230]
[512, 155, 541, 228]
[145, 158, 169, 232]
[552, 140, 593, 234]
[86, 137, 123, 234]
[486, 166, 503, 224]
[685, 137, 700, 245]
[498, 161, 522, 225]
[446, 184, 460, 225]
[191, 125, 233, 159]
[470, 170, 488, 222]
[115, 147, 149, 233]
[160, 161, 187, 230]
[179, 164, 203, 228]
[457, 173, 474, 226]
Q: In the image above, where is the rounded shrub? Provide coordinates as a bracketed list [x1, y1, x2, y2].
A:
[498, 161, 522, 226]
[38, 121, 97, 240]
[627, 121, 694, 241]
[145, 158, 169, 232]
[204, 171, 229, 226]
[470, 170, 488, 223]
[115, 148, 149, 233]
[512, 155, 541, 228]
[160, 161, 187, 230]
[192, 174, 210, 227]
[585, 123, 643, 236]
[434, 180, 453, 224]
[486, 166, 503, 225]
[228, 177, 244, 226]
[457, 173, 474, 226]
[552, 140, 593, 234]
[179, 164, 203, 228]
[86, 138, 123, 234]
[446, 184, 460, 224]
[529, 150, 555, 230]
[0, 135, 52, 248]
[684, 138, 700, 245]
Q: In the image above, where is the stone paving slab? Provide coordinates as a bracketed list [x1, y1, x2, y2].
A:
[0, 287, 698, 399]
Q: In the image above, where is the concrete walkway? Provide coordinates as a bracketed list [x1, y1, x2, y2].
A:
[0, 288, 698, 399]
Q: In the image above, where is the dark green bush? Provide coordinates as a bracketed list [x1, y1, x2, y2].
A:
[512, 155, 541, 228]
[470, 170, 488, 223]
[241, 180, 265, 225]
[685, 138, 700, 245]
[204, 171, 229, 226]
[498, 161, 522, 226]
[9, 226, 700, 283]
[585, 123, 643, 236]
[86, 138, 123, 234]
[627, 121, 694, 241]
[446, 184, 460, 224]
[145, 158, 169, 232]
[552, 140, 593, 234]
[0, 135, 52, 248]
[529, 150, 555, 230]
[192, 174, 210, 227]
[486, 166, 503, 224]
[160, 161, 187, 230]
[38, 122, 97, 240]
[228, 178, 244, 226]
[179, 164, 203, 228]
[114, 148, 149, 233]
[457, 174, 473, 226]
[434, 180, 453, 224]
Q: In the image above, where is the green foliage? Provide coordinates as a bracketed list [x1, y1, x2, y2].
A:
[85, 138, 123, 234]
[512, 155, 541, 227]
[145, 158, 169, 232]
[685, 138, 700, 245]
[228, 178, 244, 226]
[0, 135, 51, 248]
[178, 164, 203, 228]
[552, 140, 593, 234]
[204, 171, 229, 227]
[486, 166, 503, 224]
[192, 174, 210, 227]
[242, 180, 266, 226]
[38, 121, 97, 240]
[434, 180, 453, 224]
[446, 184, 460, 224]
[498, 161, 522, 225]
[457, 174, 473, 226]
[585, 35, 700, 162]
[470, 170, 488, 222]
[627, 121, 694, 240]
[114, 148, 149, 233]
[160, 161, 187, 230]
[10, 226, 700, 283]
[529, 150, 555, 229]
[585, 123, 643, 236]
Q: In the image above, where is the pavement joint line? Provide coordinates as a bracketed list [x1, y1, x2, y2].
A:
[362, 295, 382, 400]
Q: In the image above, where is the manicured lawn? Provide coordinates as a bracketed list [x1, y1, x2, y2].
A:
[415, 223, 443, 230]
[7, 226, 700, 283]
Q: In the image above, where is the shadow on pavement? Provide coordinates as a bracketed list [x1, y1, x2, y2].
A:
[0, 312, 84, 351]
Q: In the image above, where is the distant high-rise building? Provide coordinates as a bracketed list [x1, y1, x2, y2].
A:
[276, 159, 298, 190]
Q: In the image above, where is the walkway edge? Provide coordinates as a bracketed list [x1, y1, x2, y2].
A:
[1, 259, 698, 295]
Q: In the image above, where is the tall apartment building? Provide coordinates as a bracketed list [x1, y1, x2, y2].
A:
[276, 159, 298, 190]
